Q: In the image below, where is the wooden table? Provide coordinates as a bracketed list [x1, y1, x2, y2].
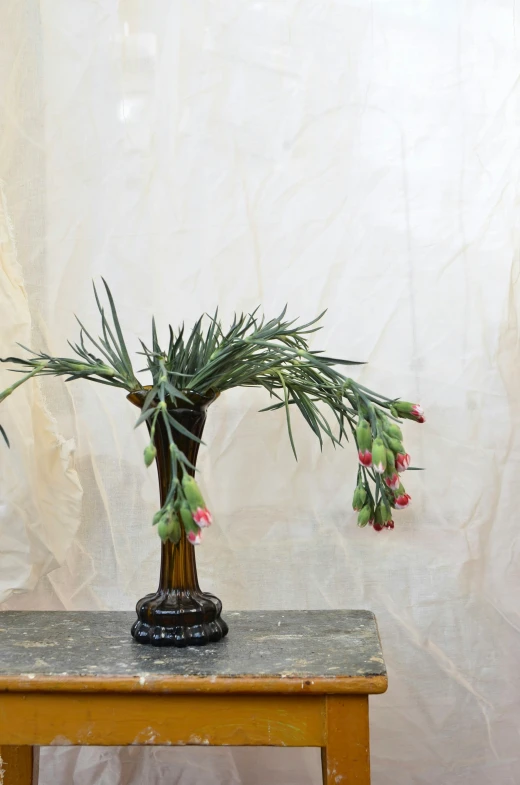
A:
[0, 610, 387, 784]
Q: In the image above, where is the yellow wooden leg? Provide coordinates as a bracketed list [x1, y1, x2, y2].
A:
[0, 746, 34, 785]
[322, 695, 370, 784]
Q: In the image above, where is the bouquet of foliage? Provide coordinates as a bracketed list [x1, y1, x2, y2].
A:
[0, 281, 424, 544]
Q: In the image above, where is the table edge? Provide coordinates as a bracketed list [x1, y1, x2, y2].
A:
[0, 673, 388, 695]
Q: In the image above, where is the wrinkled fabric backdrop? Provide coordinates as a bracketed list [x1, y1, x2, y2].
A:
[1, 1, 519, 783]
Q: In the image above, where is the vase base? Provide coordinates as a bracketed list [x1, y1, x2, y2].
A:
[131, 616, 228, 647]
[131, 590, 229, 647]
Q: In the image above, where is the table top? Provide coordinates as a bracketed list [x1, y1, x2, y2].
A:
[0, 610, 387, 695]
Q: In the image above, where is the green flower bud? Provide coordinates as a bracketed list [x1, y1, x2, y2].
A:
[144, 443, 157, 467]
[352, 484, 367, 511]
[387, 437, 405, 455]
[356, 418, 372, 453]
[382, 419, 403, 441]
[374, 504, 383, 526]
[152, 509, 163, 526]
[357, 504, 374, 527]
[179, 501, 203, 544]
[394, 401, 414, 415]
[157, 515, 170, 542]
[393, 401, 425, 423]
[181, 474, 206, 512]
[375, 502, 392, 524]
[179, 501, 197, 533]
[383, 452, 400, 488]
[157, 510, 182, 544]
[372, 438, 387, 474]
[167, 512, 181, 544]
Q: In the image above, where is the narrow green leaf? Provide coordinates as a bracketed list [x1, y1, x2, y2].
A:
[134, 407, 158, 428]
[166, 413, 203, 443]
[277, 372, 297, 460]
[0, 424, 10, 447]
[100, 278, 136, 381]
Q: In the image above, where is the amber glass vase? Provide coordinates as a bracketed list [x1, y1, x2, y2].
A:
[127, 389, 228, 647]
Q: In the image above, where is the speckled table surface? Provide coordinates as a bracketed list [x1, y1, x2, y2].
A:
[0, 610, 387, 694]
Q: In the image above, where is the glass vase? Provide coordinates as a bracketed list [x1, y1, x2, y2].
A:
[127, 389, 228, 647]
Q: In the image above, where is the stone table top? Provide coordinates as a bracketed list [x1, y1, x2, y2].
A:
[0, 610, 387, 695]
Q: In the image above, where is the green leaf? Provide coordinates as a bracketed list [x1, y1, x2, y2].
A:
[151, 317, 160, 355]
[278, 372, 297, 460]
[163, 381, 192, 405]
[100, 279, 136, 381]
[134, 407, 158, 428]
[166, 412, 203, 443]
[75, 317, 120, 372]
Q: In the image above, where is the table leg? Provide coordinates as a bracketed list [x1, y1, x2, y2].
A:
[0, 746, 34, 785]
[321, 695, 370, 784]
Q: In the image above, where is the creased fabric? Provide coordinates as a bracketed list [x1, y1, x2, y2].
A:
[1, 0, 520, 783]
[0, 184, 83, 602]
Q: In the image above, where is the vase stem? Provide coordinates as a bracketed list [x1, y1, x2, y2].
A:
[159, 537, 200, 592]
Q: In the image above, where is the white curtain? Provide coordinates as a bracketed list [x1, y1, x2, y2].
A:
[1, 1, 519, 783]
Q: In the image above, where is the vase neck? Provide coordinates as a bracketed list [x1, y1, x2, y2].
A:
[153, 404, 208, 506]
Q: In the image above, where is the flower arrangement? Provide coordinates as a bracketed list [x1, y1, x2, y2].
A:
[1, 281, 424, 544]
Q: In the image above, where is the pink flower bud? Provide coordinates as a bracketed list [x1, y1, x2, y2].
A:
[411, 404, 425, 421]
[394, 493, 411, 510]
[192, 507, 213, 528]
[394, 401, 425, 423]
[384, 473, 400, 490]
[395, 453, 411, 472]
[371, 438, 387, 474]
[358, 449, 372, 467]
[187, 529, 203, 545]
